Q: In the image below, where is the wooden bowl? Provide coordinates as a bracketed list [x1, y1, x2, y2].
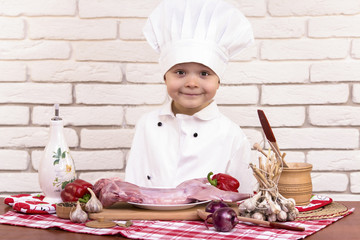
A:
[56, 202, 85, 219]
[278, 162, 313, 206]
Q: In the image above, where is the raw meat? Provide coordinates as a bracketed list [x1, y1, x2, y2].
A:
[93, 177, 250, 207]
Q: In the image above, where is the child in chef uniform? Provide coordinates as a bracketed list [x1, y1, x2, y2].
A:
[125, 0, 256, 194]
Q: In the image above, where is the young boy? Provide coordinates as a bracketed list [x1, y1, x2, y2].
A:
[125, 0, 255, 194]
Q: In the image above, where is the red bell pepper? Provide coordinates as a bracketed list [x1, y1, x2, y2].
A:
[60, 179, 93, 203]
[207, 172, 240, 192]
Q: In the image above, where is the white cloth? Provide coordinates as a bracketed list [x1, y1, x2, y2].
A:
[143, 0, 254, 78]
[125, 101, 255, 194]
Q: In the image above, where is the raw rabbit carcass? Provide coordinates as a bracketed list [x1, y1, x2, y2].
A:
[93, 177, 250, 207]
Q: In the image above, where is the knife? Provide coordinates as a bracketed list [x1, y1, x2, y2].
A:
[197, 209, 305, 232]
[257, 109, 289, 168]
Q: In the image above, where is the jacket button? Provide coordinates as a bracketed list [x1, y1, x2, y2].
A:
[193, 133, 198, 137]
[147, 175, 151, 180]
[157, 122, 162, 127]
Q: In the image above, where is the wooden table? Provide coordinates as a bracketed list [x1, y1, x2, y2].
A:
[0, 199, 358, 240]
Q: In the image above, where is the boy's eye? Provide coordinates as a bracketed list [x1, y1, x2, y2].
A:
[200, 71, 209, 76]
[176, 70, 185, 75]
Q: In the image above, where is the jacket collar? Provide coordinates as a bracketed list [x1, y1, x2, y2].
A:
[160, 100, 220, 120]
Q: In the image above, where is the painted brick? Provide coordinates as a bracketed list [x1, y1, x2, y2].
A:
[352, 39, 360, 58]
[0, 106, 29, 125]
[0, 18, 24, 39]
[279, 151, 305, 163]
[261, 39, 349, 60]
[126, 63, 163, 83]
[73, 41, 158, 62]
[0, 150, 29, 170]
[28, 18, 117, 40]
[219, 106, 305, 127]
[308, 150, 360, 171]
[273, 128, 359, 149]
[0, 0, 76, 16]
[79, 172, 125, 185]
[311, 173, 348, 192]
[0, 83, 72, 104]
[120, 19, 146, 40]
[0, 62, 26, 81]
[80, 128, 134, 149]
[261, 84, 349, 105]
[125, 106, 159, 126]
[268, 0, 360, 16]
[224, 62, 309, 84]
[309, 106, 360, 126]
[215, 86, 258, 104]
[309, 16, 360, 38]
[350, 172, 360, 193]
[354, 84, 360, 103]
[228, 0, 266, 17]
[79, 0, 161, 18]
[0, 173, 40, 192]
[33, 106, 124, 126]
[253, 148, 305, 163]
[311, 62, 360, 82]
[0, 127, 78, 147]
[250, 18, 305, 38]
[29, 61, 122, 82]
[0, 41, 70, 60]
[31, 150, 124, 171]
[71, 150, 125, 170]
[75, 84, 167, 105]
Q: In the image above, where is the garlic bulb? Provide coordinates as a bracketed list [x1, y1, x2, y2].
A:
[267, 213, 277, 222]
[70, 201, 88, 223]
[258, 199, 272, 215]
[251, 212, 265, 221]
[85, 187, 103, 213]
[265, 191, 281, 214]
[287, 210, 297, 221]
[277, 210, 287, 222]
[238, 203, 247, 215]
[242, 191, 261, 212]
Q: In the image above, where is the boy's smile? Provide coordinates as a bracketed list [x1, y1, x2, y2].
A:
[164, 62, 220, 115]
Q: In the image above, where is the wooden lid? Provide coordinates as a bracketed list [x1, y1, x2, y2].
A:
[85, 217, 116, 228]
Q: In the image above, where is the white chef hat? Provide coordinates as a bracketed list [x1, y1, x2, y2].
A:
[143, 0, 254, 79]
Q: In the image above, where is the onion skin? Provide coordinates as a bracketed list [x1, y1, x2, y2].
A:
[205, 201, 229, 213]
[205, 207, 238, 232]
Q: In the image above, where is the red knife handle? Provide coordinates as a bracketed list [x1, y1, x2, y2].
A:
[269, 222, 305, 231]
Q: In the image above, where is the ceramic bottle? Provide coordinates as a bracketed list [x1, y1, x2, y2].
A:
[38, 104, 76, 203]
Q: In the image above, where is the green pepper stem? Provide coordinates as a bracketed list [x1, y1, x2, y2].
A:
[207, 172, 217, 187]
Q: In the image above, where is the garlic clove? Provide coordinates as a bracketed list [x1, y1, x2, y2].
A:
[85, 187, 103, 213]
[70, 201, 88, 223]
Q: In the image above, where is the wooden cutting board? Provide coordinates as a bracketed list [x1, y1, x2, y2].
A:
[88, 202, 238, 221]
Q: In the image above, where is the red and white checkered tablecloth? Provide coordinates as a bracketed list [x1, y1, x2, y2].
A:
[0, 209, 354, 240]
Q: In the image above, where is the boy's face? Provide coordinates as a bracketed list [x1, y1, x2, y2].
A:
[164, 62, 220, 115]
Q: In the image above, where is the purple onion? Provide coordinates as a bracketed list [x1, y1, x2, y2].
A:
[205, 207, 238, 232]
[205, 201, 229, 213]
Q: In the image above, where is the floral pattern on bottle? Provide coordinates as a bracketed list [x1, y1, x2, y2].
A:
[52, 147, 76, 190]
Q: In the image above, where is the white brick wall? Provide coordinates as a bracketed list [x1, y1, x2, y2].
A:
[0, 0, 359, 201]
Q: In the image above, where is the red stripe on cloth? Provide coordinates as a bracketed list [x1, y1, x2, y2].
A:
[0, 209, 354, 239]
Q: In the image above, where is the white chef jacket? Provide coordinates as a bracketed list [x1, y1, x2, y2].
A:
[125, 100, 255, 194]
